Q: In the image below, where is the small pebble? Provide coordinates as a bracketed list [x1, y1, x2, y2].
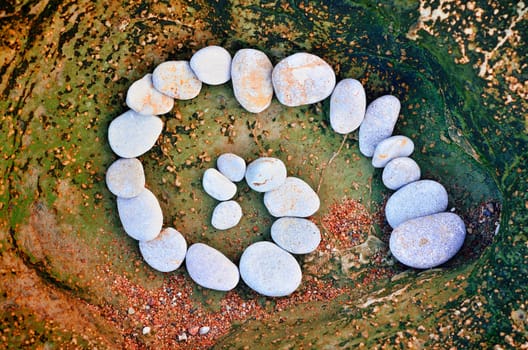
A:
[217, 153, 246, 182]
[106, 158, 145, 198]
[139, 227, 187, 272]
[142, 327, 151, 335]
[372, 135, 414, 168]
[264, 177, 320, 217]
[271, 217, 321, 254]
[245, 157, 287, 192]
[199, 326, 210, 335]
[152, 60, 202, 100]
[202, 168, 237, 201]
[382, 157, 421, 190]
[128, 307, 135, 315]
[126, 74, 174, 115]
[211, 200, 243, 230]
[117, 188, 163, 241]
[329, 79, 366, 134]
[190, 45, 232, 85]
[178, 333, 188, 342]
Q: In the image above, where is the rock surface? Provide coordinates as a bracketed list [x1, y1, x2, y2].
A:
[390, 212, 466, 269]
[272, 53, 336, 107]
[106, 158, 145, 198]
[382, 157, 421, 190]
[190, 46, 232, 85]
[211, 200, 243, 230]
[231, 49, 273, 113]
[239, 241, 302, 297]
[126, 74, 174, 115]
[117, 188, 163, 241]
[152, 60, 202, 100]
[217, 153, 246, 182]
[372, 135, 414, 168]
[202, 168, 237, 201]
[271, 217, 321, 254]
[264, 177, 320, 217]
[185, 243, 239, 291]
[245, 157, 287, 192]
[108, 110, 163, 158]
[385, 180, 448, 228]
[139, 227, 187, 272]
[329, 79, 366, 134]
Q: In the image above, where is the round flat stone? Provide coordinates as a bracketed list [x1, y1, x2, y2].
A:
[190, 46, 232, 85]
[245, 157, 287, 192]
[239, 241, 302, 297]
[330, 79, 366, 134]
[126, 74, 174, 115]
[139, 227, 187, 272]
[117, 188, 163, 241]
[152, 61, 202, 100]
[217, 153, 246, 182]
[272, 52, 336, 107]
[108, 110, 163, 158]
[106, 158, 145, 198]
[382, 157, 421, 190]
[211, 200, 243, 230]
[202, 168, 237, 201]
[231, 49, 274, 113]
[185, 243, 239, 291]
[271, 217, 321, 254]
[385, 180, 448, 228]
[358, 95, 401, 157]
[264, 177, 320, 217]
[372, 135, 414, 168]
[390, 212, 466, 269]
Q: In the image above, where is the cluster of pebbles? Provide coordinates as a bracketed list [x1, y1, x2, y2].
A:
[106, 45, 467, 297]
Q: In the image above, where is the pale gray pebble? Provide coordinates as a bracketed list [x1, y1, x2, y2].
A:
[108, 110, 163, 158]
[139, 227, 187, 272]
[117, 188, 163, 241]
[358, 95, 401, 157]
[271, 217, 321, 254]
[272, 52, 336, 107]
[329, 79, 366, 134]
[245, 157, 287, 192]
[199, 326, 210, 335]
[142, 326, 151, 335]
[231, 49, 274, 113]
[106, 158, 145, 198]
[152, 61, 202, 100]
[190, 46, 232, 85]
[217, 153, 246, 182]
[185, 243, 239, 291]
[390, 212, 466, 269]
[202, 168, 237, 201]
[372, 135, 414, 168]
[211, 200, 243, 230]
[385, 180, 448, 228]
[382, 157, 421, 190]
[264, 177, 320, 217]
[126, 74, 174, 115]
[239, 241, 302, 297]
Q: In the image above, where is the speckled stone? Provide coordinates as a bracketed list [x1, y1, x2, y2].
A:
[272, 53, 336, 107]
[190, 46, 232, 85]
[139, 227, 187, 272]
[106, 158, 145, 198]
[126, 74, 174, 115]
[117, 188, 163, 241]
[108, 110, 163, 158]
[390, 212, 466, 269]
[382, 157, 421, 190]
[239, 241, 302, 297]
[271, 217, 321, 254]
[245, 157, 287, 192]
[152, 61, 202, 100]
[264, 177, 320, 217]
[385, 180, 448, 228]
[329, 79, 366, 134]
[358, 95, 401, 157]
[202, 168, 237, 201]
[185, 243, 239, 291]
[372, 135, 414, 168]
[231, 49, 274, 113]
[217, 153, 246, 182]
[211, 200, 243, 230]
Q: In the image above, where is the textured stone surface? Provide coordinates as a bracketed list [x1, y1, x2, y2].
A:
[152, 60, 202, 100]
[217, 153, 246, 182]
[190, 45, 232, 85]
[202, 168, 237, 201]
[372, 135, 414, 168]
[270, 217, 321, 254]
[139, 227, 187, 272]
[126, 74, 174, 115]
[264, 177, 320, 217]
[329, 79, 366, 134]
[211, 200, 243, 230]
[382, 157, 421, 190]
[245, 157, 287, 192]
[106, 158, 145, 198]
[117, 188, 163, 241]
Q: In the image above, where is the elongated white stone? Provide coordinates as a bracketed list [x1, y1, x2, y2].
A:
[106, 158, 145, 198]
[190, 46, 232, 85]
[330, 79, 366, 134]
[372, 135, 414, 168]
[139, 227, 187, 272]
[117, 188, 163, 241]
[271, 217, 321, 254]
[382, 157, 421, 190]
[263, 177, 320, 217]
[245, 157, 287, 193]
[152, 61, 202, 100]
[126, 74, 174, 115]
[202, 168, 237, 201]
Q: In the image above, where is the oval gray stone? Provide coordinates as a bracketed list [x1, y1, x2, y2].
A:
[139, 227, 187, 272]
[117, 188, 163, 241]
[382, 157, 421, 190]
[190, 46, 232, 85]
[202, 168, 237, 201]
[271, 217, 321, 254]
[106, 158, 145, 198]
[390, 212, 466, 269]
[239, 241, 302, 297]
[264, 177, 320, 217]
[108, 110, 163, 158]
[126, 74, 174, 115]
[385, 180, 448, 228]
[358, 95, 401, 157]
[272, 53, 336, 107]
[185, 243, 239, 291]
[245, 157, 287, 192]
[211, 200, 243, 230]
[152, 61, 202, 100]
[329, 79, 366, 134]
[217, 153, 246, 182]
[372, 135, 414, 168]
[231, 49, 274, 113]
